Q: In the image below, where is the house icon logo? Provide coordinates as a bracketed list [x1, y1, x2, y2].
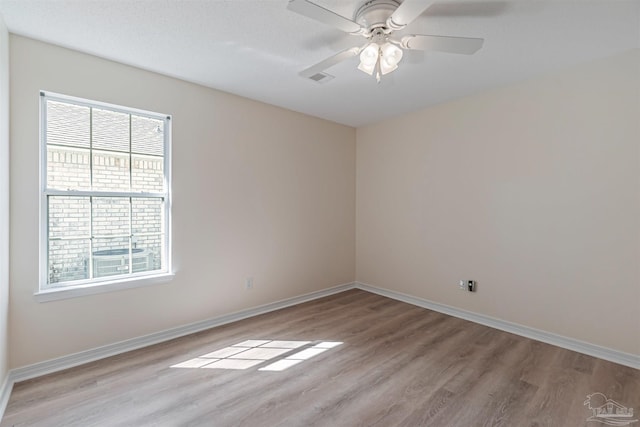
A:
[584, 393, 638, 426]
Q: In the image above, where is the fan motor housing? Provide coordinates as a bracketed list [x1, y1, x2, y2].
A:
[354, 0, 400, 31]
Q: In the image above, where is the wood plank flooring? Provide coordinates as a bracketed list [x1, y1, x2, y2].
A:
[3, 289, 639, 426]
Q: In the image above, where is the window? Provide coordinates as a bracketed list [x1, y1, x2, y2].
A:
[39, 92, 171, 297]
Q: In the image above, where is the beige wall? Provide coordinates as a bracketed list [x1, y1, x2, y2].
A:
[9, 35, 355, 368]
[356, 49, 640, 355]
[0, 16, 9, 385]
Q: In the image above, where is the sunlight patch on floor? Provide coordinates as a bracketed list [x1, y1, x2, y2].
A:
[171, 340, 343, 371]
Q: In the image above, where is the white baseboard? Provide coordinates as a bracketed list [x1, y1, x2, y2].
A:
[355, 282, 640, 370]
[0, 372, 13, 422]
[9, 282, 355, 384]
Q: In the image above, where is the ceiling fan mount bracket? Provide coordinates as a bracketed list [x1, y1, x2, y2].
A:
[354, 0, 400, 34]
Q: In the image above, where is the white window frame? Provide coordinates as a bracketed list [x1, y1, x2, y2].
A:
[36, 91, 173, 302]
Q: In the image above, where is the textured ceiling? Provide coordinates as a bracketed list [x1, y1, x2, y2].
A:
[0, 0, 639, 127]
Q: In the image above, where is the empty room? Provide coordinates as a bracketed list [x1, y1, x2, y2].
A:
[0, 0, 639, 426]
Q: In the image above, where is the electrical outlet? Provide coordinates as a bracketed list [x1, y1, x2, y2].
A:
[245, 277, 254, 290]
[467, 280, 476, 292]
[459, 280, 477, 292]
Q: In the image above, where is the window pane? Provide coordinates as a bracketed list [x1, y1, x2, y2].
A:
[131, 155, 163, 192]
[49, 239, 90, 284]
[132, 235, 162, 273]
[132, 115, 164, 156]
[46, 146, 91, 190]
[132, 198, 163, 235]
[92, 108, 130, 152]
[48, 196, 90, 239]
[92, 150, 130, 191]
[92, 197, 130, 237]
[92, 237, 130, 278]
[46, 101, 90, 148]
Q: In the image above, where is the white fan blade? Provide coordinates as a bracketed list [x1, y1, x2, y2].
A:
[287, 0, 363, 34]
[299, 47, 361, 79]
[387, 0, 436, 30]
[400, 35, 484, 54]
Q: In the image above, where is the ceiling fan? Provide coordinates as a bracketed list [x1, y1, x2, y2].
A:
[287, 0, 484, 82]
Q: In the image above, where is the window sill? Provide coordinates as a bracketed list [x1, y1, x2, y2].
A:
[34, 272, 175, 303]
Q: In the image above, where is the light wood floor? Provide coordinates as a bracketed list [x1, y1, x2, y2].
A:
[3, 289, 639, 426]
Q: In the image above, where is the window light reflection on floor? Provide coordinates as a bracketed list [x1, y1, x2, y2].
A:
[171, 340, 343, 372]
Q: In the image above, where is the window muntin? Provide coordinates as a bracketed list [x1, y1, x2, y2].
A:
[41, 92, 171, 290]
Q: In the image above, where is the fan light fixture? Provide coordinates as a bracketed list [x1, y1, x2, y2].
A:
[357, 41, 403, 83]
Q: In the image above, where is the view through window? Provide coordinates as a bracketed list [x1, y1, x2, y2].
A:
[40, 92, 171, 290]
